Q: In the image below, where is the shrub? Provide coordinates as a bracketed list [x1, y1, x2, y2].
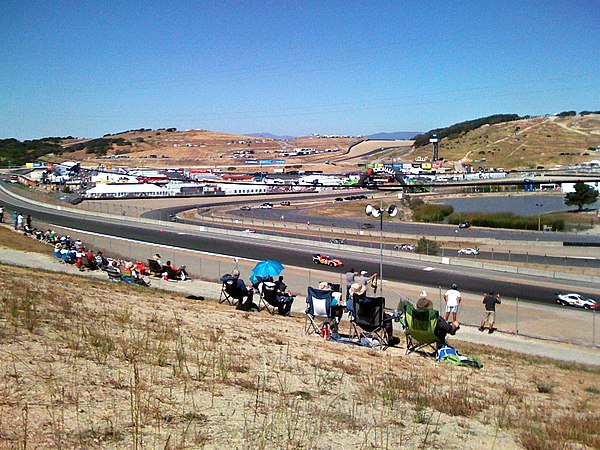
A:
[414, 237, 441, 255]
[447, 212, 564, 231]
[412, 203, 453, 223]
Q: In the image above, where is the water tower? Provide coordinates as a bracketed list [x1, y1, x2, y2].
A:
[430, 134, 439, 161]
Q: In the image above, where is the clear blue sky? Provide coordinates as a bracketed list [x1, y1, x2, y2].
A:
[1, 1, 599, 140]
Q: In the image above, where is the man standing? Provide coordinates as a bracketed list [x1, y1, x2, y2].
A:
[0, 205, 4, 223]
[480, 290, 501, 333]
[345, 268, 357, 302]
[444, 283, 462, 322]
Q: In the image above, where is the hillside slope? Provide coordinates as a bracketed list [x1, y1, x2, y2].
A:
[412, 114, 600, 169]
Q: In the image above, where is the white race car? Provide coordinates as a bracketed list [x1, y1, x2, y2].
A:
[458, 247, 480, 255]
[555, 293, 599, 310]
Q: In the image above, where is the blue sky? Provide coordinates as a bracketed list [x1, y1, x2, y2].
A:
[1, 1, 599, 140]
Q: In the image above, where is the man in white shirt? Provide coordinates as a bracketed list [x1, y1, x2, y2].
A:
[443, 283, 462, 322]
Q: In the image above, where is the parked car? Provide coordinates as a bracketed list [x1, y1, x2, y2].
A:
[329, 238, 347, 244]
[458, 247, 480, 255]
[555, 293, 599, 309]
[458, 221, 472, 229]
[312, 254, 344, 267]
[259, 203, 273, 209]
[360, 223, 374, 229]
[394, 243, 415, 251]
[240, 206, 252, 211]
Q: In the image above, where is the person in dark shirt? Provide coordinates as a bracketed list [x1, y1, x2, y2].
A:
[416, 296, 460, 345]
[220, 269, 255, 311]
[480, 290, 501, 333]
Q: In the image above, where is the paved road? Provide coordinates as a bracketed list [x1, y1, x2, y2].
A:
[1, 188, 598, 308]
[146, 202, 600, 269]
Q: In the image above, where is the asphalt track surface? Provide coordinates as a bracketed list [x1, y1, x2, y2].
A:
[2, 189, 597, 307]
[148, 200, 600, 269]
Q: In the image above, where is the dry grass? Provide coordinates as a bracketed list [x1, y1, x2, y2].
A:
[0, 264, 598, 448]
[0, 225, 52, 254]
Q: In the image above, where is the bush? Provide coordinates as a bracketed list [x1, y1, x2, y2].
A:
[414, 237, 441, 255]
[413, 204, 454, 223]
[447, 212, 564, 231]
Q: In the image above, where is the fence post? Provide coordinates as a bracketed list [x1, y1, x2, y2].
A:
[515, 297, 519, 334]
[593, 309, 596, 346]
[438, 285, 442, 312]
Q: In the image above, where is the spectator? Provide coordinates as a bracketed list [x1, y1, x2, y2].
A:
[17, 213, 23, 230]
[163, 260, 189, 281]
[26, 214, 32, 230]
[443, 283, 462, 322]
[480, 290, 501, 333]
[13, 211, 18, 230]
[95, 251, 108, 269]
[416, 295, 460, 346]
[344, 268, 357, 301]
[220, 269, 255, 311]
[0, 205, 4, 223]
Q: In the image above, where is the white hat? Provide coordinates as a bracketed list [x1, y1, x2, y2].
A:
[349, 282, 366, 297]
[232, 269, 240, 276]
[318, 281, 331, 291]
[419, 290, 428, 298]
[360, 270, 368, 275]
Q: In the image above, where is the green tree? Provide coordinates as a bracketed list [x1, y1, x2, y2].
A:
[564, 183, 599, 211]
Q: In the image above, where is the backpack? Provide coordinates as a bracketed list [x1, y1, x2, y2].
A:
[437, 345, 483, 369]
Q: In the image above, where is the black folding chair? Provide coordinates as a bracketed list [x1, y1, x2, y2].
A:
[219, 278, 241, 307]
[350, 296, 389, 349]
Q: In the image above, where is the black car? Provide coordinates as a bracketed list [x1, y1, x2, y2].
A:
[360, 223, 374, 229]
[240, 206, 252, 211]
[458, 221, 471, 229]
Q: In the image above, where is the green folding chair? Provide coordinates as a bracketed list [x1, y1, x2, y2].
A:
[402, 303, 439, 357]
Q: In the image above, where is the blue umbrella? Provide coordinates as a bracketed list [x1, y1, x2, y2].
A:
[250, 260, 285, 285]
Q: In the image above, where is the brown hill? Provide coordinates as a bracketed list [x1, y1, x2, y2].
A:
[409, 114, 600, 170]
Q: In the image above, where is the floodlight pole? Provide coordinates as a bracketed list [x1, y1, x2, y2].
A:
[379, 199, 384, 297]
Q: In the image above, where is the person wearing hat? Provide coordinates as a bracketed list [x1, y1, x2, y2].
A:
[444, 283, 462, 322]
[416, 292, 460, 345]
[480, 290, 501, 333]
[220, 269, 256, 311]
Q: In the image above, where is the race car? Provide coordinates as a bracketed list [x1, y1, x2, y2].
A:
[394, 243, 415, 251]
[458, 247, 480, 255]
[312, 254, 344, 267]
[555, 293, 599, 310]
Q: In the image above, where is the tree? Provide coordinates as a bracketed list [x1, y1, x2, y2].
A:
[564, 183, 599, 211]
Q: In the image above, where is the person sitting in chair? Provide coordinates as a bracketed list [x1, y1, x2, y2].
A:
[220, 269, 256, 311]
[415, 293, 460, 346]
[163, 260, 190, 281]
[349, 283, 400, 346]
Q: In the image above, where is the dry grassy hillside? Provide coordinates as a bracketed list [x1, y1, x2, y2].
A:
[58, 129, 358, 170]
[410, 114, 600, 170]
[0, 261, 599, 448]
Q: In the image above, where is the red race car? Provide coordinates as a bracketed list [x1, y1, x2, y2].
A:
[312, 253, 344, 267]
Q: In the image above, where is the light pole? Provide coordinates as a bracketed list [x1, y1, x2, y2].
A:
[536, 203, 544, 231]
[365, 201, 398, 298]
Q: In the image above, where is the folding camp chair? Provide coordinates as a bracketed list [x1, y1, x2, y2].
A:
[147, 259, 163, 277]
[304, 287, 333, 335]
[219, 278, 240, 307]
[349, 296, 389, 349]
[105, 266, 123, 283]
[402, 303, 439, 357]
[257, 281, 278, 315]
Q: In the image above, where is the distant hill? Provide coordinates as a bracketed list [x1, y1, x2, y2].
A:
[364, 131, 420, 140]
[246, 132, 296, 140]
[410, 113, 600, 170]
